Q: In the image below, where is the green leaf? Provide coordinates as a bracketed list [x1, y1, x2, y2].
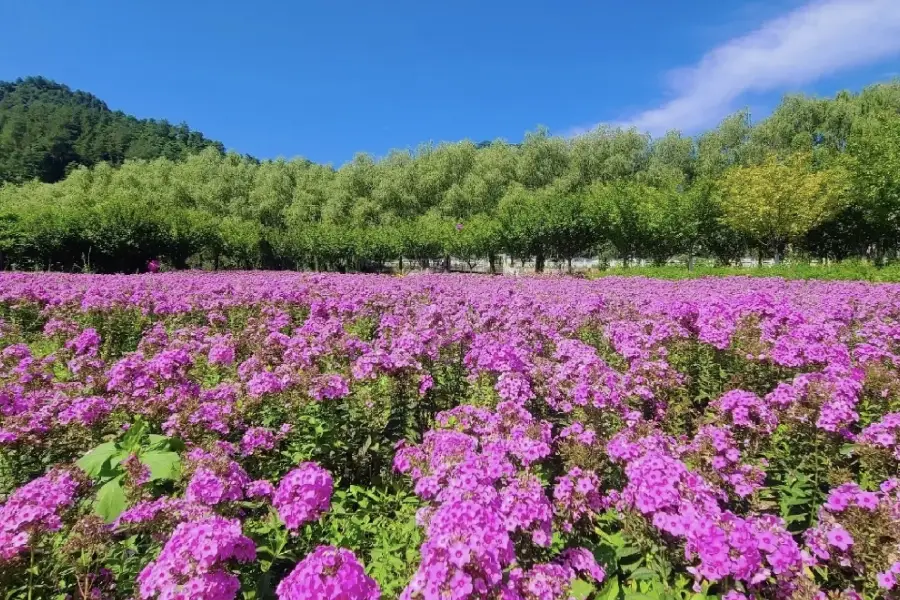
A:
[616, 545, 642, 559]
[76, 441, 119, 478]
[121, 419, 148, 451]
[94, 476, 127, 523]
[839, 443, 857, 456]
[596, 578, 620, 600]
[140, 450, 181, 481]
[147, 434, 186, 452]
[570, 579, 595, 600]
[627, 567, 657, 581]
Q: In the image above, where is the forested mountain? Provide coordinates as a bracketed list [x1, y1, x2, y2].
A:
[0, 77, 899, 273]
[0, 77, 224, 184]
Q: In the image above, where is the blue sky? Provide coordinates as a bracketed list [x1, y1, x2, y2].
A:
[2, 0, 899, 165]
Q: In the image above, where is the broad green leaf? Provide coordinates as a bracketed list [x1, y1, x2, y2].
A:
[95, 476, 127, 523]
[147, 434, 186, 452]
[570, 579, 594, 600]
[628, 567, 657, 581]
[76, 442, 118, 478]
[140, 450, 181, 481]
[596, 578, 620, 600]
[616, 545, 642, 559]
[121, 419, 148, 451]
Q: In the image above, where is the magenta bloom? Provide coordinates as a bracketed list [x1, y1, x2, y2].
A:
[136, 517, 255, 600]
[826, 526, 854, 552]
[0, 469, 80, 562]
[273, 463, 334, 531]
[276, 546, 380, 600]
[877, 570, 897, 590]
[185, 459, 250, 506]
[310, 374, 350, 401]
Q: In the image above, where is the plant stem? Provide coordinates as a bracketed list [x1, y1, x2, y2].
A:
[27, 546, 34, 600]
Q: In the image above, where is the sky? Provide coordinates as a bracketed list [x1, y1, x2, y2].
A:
[2, 0, 900, 165]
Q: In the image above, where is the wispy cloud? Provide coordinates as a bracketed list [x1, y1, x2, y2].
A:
[610, 0, 900, 136]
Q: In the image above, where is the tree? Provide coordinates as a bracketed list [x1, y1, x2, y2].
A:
[846, 113, 900, 262]
[0, 76, 898, 272]
[584, 181, 653, 266]
[447, 215, 502, 272]
[497, 185, 548, 271]
[0, 77, 222, 184]
[542, 191, 596, 272]
[719, 152, 849, 263]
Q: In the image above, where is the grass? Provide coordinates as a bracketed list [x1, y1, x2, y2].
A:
[585, 261, 900, 282]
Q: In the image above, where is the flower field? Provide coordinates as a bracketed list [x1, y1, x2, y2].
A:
[0, 272, 899, 600]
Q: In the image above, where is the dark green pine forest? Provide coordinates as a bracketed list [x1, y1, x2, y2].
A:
[0, 77, 224, 185]
[1, 75, 900, 274]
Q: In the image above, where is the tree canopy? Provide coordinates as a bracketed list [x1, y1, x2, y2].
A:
[1, 76, 900, 273]
[0, 77, 224, 184]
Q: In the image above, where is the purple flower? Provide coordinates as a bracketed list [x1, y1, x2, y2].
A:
[826, 527, 854, 552]
[0, 470, 81, 561]
[310, 374, 350, 401]
[273, 463, 333, 531]
[136, 517, 255, 600]
[877, 570, 896, 590]
[276, 546, 379, 600]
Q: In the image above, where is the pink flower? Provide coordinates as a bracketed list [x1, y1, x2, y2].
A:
[136, 517, 254, 600]
[273, 463, 333, 531]
[276, 546, 379, 600]
[877, 570, 896, 590]
[826, 527, 854, 552]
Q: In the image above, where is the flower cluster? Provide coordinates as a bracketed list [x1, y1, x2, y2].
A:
[136, 517, 255, 600]
[273, 463, 334, 531]
[805, 479, 900, 592]
[276, 545, 380, 600]
[184, 449, 251, 506]
[2, 272, 900, 598]
[858, 411, 900, 461]
[0, 469, 81, 561]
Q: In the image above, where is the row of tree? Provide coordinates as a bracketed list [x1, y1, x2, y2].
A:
[0, 79, 899, 273]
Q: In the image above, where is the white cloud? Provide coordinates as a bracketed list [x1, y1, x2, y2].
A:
[614, 0, 900, 136]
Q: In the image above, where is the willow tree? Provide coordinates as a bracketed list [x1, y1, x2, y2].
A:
[719, 152, 848, 263]
[847, 113, 900, 263]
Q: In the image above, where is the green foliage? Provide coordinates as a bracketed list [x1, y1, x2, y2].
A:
[2, 78, 900, 272]
[719, 152, 849, 262]
[588, 261, 900, 282]
[320, 485, 423, 597]
[75, 418, 183, 522]
[0, 77, 223, 185]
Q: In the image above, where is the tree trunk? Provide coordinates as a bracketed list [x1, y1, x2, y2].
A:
[757, 249, 763, 268]
[443, 254, 451, 272]
[398, 256, 403, 273]
[774, 241, 785, 265]
[687, 247, 694, 271]
[488, 253, 496, 274]
[567, 256, 573, 274]
[535, 251, 545, 273]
